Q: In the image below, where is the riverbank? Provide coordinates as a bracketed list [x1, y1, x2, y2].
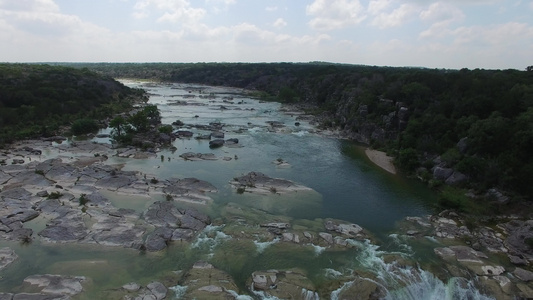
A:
[365, 148, 397, 174]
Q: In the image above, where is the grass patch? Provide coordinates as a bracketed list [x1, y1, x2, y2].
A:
[79, 194, 89, 206]
[437, 186, 490, 214]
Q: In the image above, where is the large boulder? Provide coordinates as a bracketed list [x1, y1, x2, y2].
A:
[502, 220, 533, 261]
[433, 167, 454, 181]
[209, 139, 225, 148]
[445, 171, 468, 185]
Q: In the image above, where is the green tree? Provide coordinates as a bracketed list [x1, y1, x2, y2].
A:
[128, 110, 149, 132]
[143, 104, 160, 123]
[109, 115, 130, 142]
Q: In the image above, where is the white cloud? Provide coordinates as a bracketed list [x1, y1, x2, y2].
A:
[0, 0, 59, 13]
[265, 6, 278, 12]
[368, 0, 392, 15]
[132, 0, 206, 24]
[371, 3, 419, 29]
[273, 18, 287, 29]
[419, 2, 464, 23]
[464, 22, 533, 45]
[204, 0, 236, 14]
[306, 0, 366, 31]
[419, 3, 465, 39]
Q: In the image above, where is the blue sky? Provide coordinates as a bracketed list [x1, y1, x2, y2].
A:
[0, 0, 532, 69]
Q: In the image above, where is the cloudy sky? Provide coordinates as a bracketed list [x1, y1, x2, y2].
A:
[1, 0, 532, 69]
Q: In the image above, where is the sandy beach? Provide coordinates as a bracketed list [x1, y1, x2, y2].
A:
[365, 148, 397, 174]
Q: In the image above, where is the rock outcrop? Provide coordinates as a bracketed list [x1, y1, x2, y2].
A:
[230, 171, 313, 195]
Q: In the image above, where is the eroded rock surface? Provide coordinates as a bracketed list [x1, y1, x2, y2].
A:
[230, 171, 313, 195]
[143, 201, 211, 251]
[0, 247, 17, 270]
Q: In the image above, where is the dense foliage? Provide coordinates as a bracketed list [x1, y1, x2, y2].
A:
[0, 64, 145, 144]
[65, 63, 533, 202]
[109, 104, 161, 145]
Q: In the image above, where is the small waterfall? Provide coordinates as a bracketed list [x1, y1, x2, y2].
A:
[324, 268, 343, 278]
[301, 288, 320, 300]
[227, 289, 255, 300]
[169, 284, 187, 299]
[309, 243, 326, 256]
[254, 237, 280, 253]
[333, 239, 496, 300]
[388, 233, 413, 254]
[190, 224, 231, 257]
[251, 289, 283, 300]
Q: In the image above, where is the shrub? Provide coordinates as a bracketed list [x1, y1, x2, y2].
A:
[236, 187, 246, 194]
[397, 148, 419, 172]
[158, 125, 173, 134]
[79, 194, 89, 206]
[47, 191, 62, 199]
[71, 118, 99, 135]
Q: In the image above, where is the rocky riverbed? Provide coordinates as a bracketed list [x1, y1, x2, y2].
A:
[1, 82, 532, 299]
[0, 138, 376, 299]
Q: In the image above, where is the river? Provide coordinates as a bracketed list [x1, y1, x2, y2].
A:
[0, 81, 496, 299]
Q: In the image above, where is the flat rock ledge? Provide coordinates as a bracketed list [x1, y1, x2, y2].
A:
[230, 171, 313, 195]
[0, 274, 87, 299]
[0, 153, 218, 249]
[143, 201, 211, 251]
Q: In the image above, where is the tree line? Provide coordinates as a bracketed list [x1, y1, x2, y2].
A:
[41, 62, 533, 206]
[0, 63, 145, 144]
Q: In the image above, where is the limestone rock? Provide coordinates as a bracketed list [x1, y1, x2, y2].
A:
[146, 282, 167, 300]
[230, 172, 313, 195]
[122, 282, 141, 292]
[145, 227, 173, 252]
[180, 261, 239, 299]
[0, 247, 18, 270]
[249, 269, 317, 300]
[514, 267, 533, 282]
[23, 274, 85, 296]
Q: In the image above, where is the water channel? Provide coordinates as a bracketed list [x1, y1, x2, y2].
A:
[0, 81, 495, 299]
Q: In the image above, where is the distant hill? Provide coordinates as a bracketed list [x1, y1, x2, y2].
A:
[0, 64, 145, 143]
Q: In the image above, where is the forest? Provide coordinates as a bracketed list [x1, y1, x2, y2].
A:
[70, 62, 533, 207]
[4, 62, 533, 210]
[0, 64, 145, 143]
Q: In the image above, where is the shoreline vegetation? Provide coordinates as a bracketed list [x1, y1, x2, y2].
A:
[1, 73, 533, 298]
[69, 62, 533, 208]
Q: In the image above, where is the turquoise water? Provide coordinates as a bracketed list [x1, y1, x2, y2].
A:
[1, 81, 492, 299]
[118, 81, 436, 236]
